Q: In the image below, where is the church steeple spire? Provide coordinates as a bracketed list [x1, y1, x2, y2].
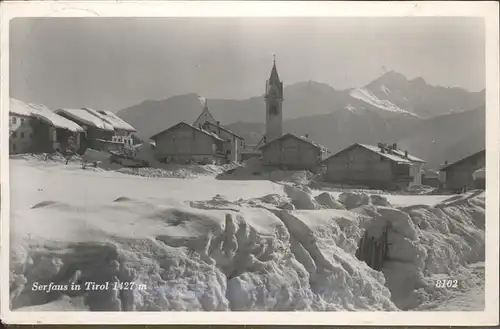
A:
[193, 97, 217, 127]
[266, 55, 283, 100]
[264, 55, 284, 142]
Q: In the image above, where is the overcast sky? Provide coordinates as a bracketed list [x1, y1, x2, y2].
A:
[10, 17, 485, 112]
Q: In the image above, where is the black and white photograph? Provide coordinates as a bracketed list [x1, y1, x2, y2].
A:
[1, 1, 499, 326]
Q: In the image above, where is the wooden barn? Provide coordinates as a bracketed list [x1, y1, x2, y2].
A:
[150, 122, 226, 165]
[258, 133, 328, 171]
[320, 143, 425, 190]
[440, 150, 485, 192]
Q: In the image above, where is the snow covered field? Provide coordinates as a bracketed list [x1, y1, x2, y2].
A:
[9, 158, 485, 312]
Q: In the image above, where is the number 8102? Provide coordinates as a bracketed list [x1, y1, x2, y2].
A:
[435, 279, 459, 288]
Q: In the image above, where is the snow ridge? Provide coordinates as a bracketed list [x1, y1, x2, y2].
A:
[349, 88, 417, 117]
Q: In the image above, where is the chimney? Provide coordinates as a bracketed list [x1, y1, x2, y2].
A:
[404, 150, 408, 158]
[377, 142, 384, 150]
[444, 161, 448, 165]
[392, 143, 397, 150]
[305, 134, 309, 138]
[216, 121, 220, 126]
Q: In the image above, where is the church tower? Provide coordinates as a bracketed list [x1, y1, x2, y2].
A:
[264, 56, 284, 143]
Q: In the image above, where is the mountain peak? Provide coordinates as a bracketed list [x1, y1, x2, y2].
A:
[370, 70, 409, 86]
[409, 77, 427, 87]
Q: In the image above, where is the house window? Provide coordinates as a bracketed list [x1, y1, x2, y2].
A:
[20, 132, 25, 139]
[12, 143, 16, 151]
[21, 118, 25, 124]
[12, 131, 17, 138]
[12, 117, 17, 124]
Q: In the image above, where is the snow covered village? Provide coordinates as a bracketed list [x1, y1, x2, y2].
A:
[6, 16, 487, 314]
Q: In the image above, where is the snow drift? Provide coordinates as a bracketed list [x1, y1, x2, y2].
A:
[10, 176, 485, 312]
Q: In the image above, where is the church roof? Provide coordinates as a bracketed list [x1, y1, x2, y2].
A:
[193, 100, 217, 126]
[266, 58, 283, 99]
[269, 61, 281, 85]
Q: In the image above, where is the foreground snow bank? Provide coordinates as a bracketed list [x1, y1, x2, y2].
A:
[356, 190, 485, 310]
[10, 185, 484, 312]
[10, 196, 395, 311]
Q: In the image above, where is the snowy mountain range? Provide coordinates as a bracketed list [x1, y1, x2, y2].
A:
[117, 71, 485, 169]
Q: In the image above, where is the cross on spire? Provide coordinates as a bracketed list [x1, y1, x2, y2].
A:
[273, 54, 276, 64]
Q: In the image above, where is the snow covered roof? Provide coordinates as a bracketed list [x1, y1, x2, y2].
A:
[440, 150, 485, 171]
[472, 167, 485, 180]
[55, 108, 115, 132]
[150, 122, 225, 142]
[258, 133, 327, 151]
[322, 143, 425, 165]
[10, 98, 33, 117]
[358, 143, 425, 163]
[83, 108, 136, 132]
[9, 98, 84, 133]
[204, 121, 244, 140]
[28, 104, 85, 133]
[422, 169, 439, 178]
